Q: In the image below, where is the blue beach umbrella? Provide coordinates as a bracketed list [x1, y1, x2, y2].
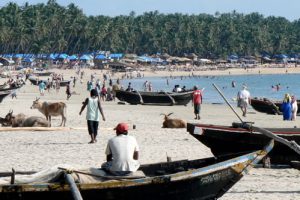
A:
[48, 53, 59, 60]
[80, 55, 92, 60]
[23, 58, 34, 63]
[95, 54, 106, 60]
[14, 54, 24, 58]
[110, 53, 123, 59]
[67, 55, 78, 60]
[58, 53, 68, 59]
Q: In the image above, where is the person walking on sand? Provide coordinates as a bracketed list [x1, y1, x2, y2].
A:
[291, 95, 298, 121]
[87, 80, 93, 91]
[66, 82, 72, 100]
[192, 86, 203, 120]
[73, 77, 76, 87]
[55, 79, 60, 93]
[237, 85, 251, 117]
[38, 81, 46, 96]
[79, 89, 105, 144]
[102, 122, 140, 175]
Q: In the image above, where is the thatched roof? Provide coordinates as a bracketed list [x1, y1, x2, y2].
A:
[124, 54, 138, 59]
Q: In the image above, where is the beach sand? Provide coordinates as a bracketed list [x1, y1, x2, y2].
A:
[0, 68, 299, 199]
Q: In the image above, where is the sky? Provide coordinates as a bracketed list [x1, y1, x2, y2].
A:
[0, 0, 300, 21]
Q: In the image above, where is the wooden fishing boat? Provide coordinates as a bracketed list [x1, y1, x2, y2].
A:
[115, 90, 193, 105]
[33, 71, 53, 76]
[0, 84, 7, 89]
[187, 122, 300, 165]
[250, 97, 300, 115]
[28, 77, 70, 87]
[0, 141, 273, 200]
[0, 85, 22, 92]
[0, 91, 11, 103]
[0, 85, 23, 103]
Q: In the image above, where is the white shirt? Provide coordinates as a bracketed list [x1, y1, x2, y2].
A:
[238, 89, 250, 101]
[292, 101, 298, 112]
[86, 97, 100, 121]
[105, 135, 140, 172]
[175, 87, 182, 92]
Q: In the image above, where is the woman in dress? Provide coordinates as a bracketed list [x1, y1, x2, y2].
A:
[281, 93, 292, 121]
[291, 95, 298, 121]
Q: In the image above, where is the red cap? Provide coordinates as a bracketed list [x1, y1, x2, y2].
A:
[114, 123, 129, 133]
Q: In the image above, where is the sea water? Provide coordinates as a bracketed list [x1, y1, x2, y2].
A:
[119, 73, 300, 104]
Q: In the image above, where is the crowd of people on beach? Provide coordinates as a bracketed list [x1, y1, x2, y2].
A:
[2, 64, 300, 178]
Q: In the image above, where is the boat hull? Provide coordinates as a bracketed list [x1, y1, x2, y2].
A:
[0, 147, 271, 200]
[251, 98, 300, 115]
[0, 92, 10, 103]
[28, 78, 70, 87]
[187, 123, 300, 165]
[33, 72, 53, 77]
[0, 173, 241, 200]
[115, 90, 192, 105]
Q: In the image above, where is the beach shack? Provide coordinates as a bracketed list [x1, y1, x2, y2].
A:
[80, 54, 94, 67]
[94, 54, 108, 69]
[109, 62, 134, 72]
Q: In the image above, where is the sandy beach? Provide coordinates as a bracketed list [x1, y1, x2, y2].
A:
[0, 68, 299, 199]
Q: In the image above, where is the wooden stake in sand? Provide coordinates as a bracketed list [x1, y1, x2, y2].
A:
[0, 127, 113, 132]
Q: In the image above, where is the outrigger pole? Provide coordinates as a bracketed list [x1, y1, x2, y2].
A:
[212, 83, 300, 156]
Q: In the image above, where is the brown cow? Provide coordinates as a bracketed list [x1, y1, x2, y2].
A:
[4, 110, 26, 127]
[0, 117, 10, 127]
[4, 110, 49, 127]
[161, 113, 187, 128]
[31, 98, 67, 126]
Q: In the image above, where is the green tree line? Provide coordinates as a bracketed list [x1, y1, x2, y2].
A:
[0, 0, 300, 57]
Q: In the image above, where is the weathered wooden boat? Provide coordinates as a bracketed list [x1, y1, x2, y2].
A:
[0, 91, 11, 103]
[33, 72, 53, 76]
[187, 122, 300, 165]
[0, 85, 22, 92]
[0, 85, 23, 103]
[0, 84, 7, 89]
[28, 77, 70, 87]
[115, 90, 193, 105]
[0, 141, 273, 200]
[28, 77, 46, 85]
[250, 97, 300, 115]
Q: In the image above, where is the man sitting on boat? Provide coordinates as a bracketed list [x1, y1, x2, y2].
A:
[126, 82, 133, 92]
[102, 123, 140, 176]
[173, 85, 182, 92]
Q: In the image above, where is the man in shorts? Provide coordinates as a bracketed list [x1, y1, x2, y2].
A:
[39, 81, 46, 96]
[237, 85, 251, 117]
[192, 86, 203, 120]
[79, 89, 105, 143]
